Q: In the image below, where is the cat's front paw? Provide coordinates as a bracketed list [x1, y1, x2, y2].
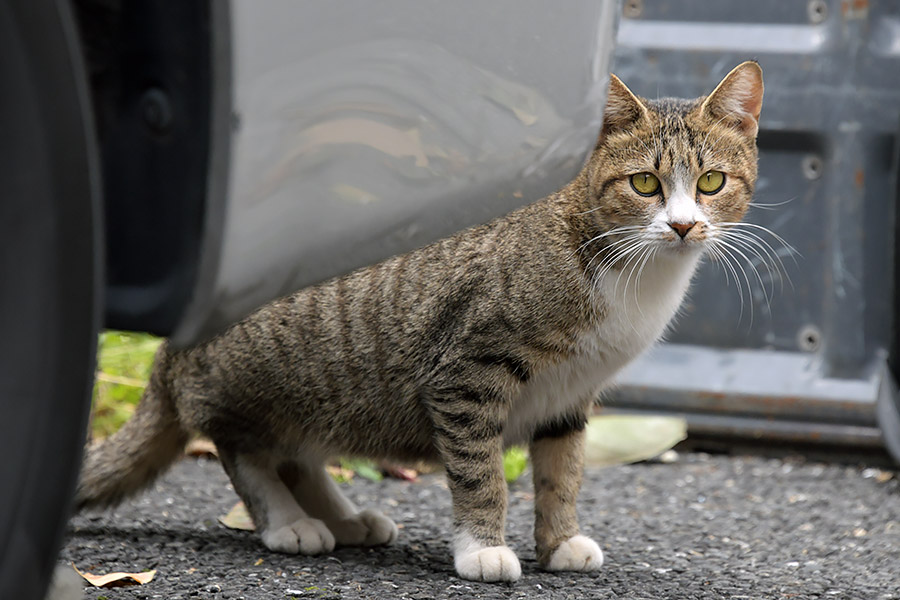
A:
[262, 518, 336, 555]
[454, 545, 522, 583]
[544, 534, 604, 572]
[331, 508, 399, 546]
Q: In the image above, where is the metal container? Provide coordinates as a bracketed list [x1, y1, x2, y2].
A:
[606, 0, 900, 462]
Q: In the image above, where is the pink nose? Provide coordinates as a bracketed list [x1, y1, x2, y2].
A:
[669, 221, 695, 239]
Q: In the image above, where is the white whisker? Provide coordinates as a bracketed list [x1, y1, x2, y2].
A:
[719, 222, 801, 263]
[748, 197, 797, 211]
[574, 225, 645, 255]
[710, 239, 753, 325]
[586, 233, 645, 275]
[715, 238, 770, 320]
[719, 228, 791, 294]
[708, 240, 745, 320]
[720, 235, 777, 303]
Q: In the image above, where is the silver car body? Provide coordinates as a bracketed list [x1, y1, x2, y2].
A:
[173, 0, 620, 345]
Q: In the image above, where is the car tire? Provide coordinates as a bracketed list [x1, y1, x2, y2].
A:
[0, 1, 102, 598]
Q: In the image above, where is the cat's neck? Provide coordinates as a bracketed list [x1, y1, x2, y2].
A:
[588, 247, 700, 357]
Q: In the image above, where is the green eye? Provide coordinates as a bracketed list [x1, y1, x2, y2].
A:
[630, 172, 661, 196]
[697, 170, 725, 194]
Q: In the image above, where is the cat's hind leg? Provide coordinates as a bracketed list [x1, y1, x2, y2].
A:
[218, 449, 335, 555]
[280, 457, 398, 547]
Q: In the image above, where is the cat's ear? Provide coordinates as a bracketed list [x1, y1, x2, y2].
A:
[700, 61, 764, 137]
[601, 74, 648, 137]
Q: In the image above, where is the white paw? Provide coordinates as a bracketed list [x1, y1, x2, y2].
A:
[262, 518, 336, 555]
[546, 534, 604, 572]
[331, 508, 399, 546]
[455, 545, 522, 583]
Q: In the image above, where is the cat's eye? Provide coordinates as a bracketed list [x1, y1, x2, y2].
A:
[630, 173, 660, 197]
[697, 170, 725, 194]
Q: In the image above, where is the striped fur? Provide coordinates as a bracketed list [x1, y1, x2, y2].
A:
[77, 62, 764, 583]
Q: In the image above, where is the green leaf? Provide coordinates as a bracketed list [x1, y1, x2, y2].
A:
[339, 458, 383, 482]
[503, 446, 528, 483]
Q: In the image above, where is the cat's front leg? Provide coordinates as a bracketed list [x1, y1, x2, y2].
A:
[429, 389, 521, 583]
[529, 410, 604, 572]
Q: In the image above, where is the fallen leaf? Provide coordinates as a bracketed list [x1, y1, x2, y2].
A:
[380, 462, 419, 482]
[73, 564, 156, 588]
[503, 446, 528, 483]
[219, 501, 256, 531]
[326, 464, 355, 483]
[862, 467, 895, 483]
[254, 558, 264, 566]
[584, 415, 687, 467]
[185, 438, 218, 458]
[340, 458, 383, 482]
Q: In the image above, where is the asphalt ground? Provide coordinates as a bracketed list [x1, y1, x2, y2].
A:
[59, 451, 899, 600]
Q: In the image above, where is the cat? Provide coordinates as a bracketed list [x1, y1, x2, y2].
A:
[76, 62, 764, 583]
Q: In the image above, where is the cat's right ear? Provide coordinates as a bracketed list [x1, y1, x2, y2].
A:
[600, 74, 648, 139]
[700, 61, 764, 137]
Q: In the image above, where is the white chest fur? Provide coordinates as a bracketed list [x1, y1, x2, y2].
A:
[504, 252, 700, 444]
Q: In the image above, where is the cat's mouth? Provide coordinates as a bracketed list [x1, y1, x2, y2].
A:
[658, 234, 707, 254]
[657, 221, 709, 253]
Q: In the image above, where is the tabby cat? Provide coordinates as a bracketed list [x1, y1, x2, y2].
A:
[77, 62, 764, 583]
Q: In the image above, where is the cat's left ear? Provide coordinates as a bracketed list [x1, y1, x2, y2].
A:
[700, 61, 764, 137]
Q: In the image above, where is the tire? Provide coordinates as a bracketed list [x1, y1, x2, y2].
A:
[0, 1, 102, 598]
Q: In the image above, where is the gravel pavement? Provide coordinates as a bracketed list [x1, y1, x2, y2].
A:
[60, 452, 899, 599]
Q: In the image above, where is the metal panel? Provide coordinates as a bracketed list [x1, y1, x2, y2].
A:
[171, 0, 619, 345]
[607, 0, 900, 459]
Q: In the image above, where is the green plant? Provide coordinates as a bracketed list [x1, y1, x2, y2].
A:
[503, 446, 528, 483]
[339, 458, 383, 482]
[91, 330, 162, 438]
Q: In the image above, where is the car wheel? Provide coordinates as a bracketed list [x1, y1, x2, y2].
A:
[0, 1, 102, 598]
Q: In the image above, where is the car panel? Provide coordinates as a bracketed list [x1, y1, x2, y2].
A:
[171, 0, 619, 346]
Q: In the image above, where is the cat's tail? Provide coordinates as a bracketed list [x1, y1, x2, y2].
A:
[75, 343, 189, 510]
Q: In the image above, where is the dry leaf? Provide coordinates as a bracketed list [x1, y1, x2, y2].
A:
[219, 501, 256, 531]
[326, 464, 355, 482]
[185, 438, 218, 458]
[862, 468, 894, 483]
[73, 564, 156, 588]
[380, 462, 419, 481]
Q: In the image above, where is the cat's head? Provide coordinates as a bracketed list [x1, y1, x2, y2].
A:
[585, 61, 764, 257]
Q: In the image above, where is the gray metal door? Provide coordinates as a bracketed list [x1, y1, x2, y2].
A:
[607, 0, 900, 462]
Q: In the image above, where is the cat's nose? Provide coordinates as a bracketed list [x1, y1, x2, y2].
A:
[669, 221, 695, 238]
